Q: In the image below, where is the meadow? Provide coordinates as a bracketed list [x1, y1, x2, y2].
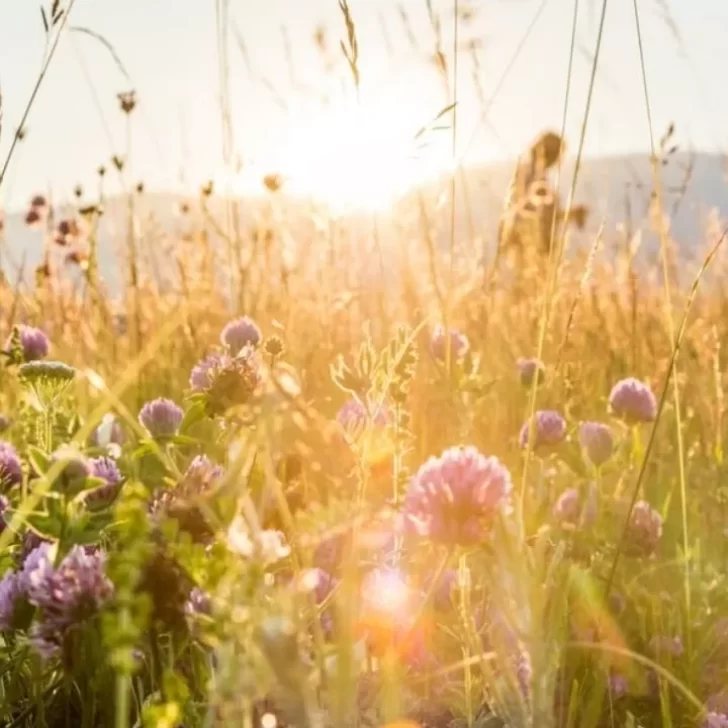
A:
[0, 1, 727, 727]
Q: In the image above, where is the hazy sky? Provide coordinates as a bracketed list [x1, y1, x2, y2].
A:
[0, 0, 727, 210]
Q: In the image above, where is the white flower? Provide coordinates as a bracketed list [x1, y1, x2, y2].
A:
[227, 516, 290, 564]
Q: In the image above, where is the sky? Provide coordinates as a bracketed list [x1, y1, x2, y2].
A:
[0, 0, 727, 211]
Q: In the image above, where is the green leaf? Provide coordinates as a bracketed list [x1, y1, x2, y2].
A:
[27, 445, 50, 476]
[179, 398, 207, 434]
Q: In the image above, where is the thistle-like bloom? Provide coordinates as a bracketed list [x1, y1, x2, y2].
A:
[0, 441, 22, 488]
[139, 398, 184, 439]
[430, 325, 469, 362]
[189, 352, 225, 392]
[579, 421, 614, 467]
[205, 349, 261, 413]
[517, 358, 545, 388]
[608, 377, 657, 423]
[402, 446, 513, 545]
[220, 316, 262, 353]
[89, 456, 121, 487]
[626, 501, 663, 555]
[6, 325, 50, 362]
[519, 410, 566, 450]
[27, 546, 113, 658]
[553, 488, 580, 526]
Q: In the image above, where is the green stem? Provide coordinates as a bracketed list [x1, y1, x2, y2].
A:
[459, 552, 474, 727]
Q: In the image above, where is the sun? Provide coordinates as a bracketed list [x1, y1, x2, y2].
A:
[258, 94, 454, 213]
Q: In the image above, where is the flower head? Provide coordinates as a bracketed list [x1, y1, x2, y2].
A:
[0, 571, 23, 630]
[431, 325, 469, 362]
[27, 546, 113, 657]
[704, 713, 728, 728]
[553, 488, 580, 526]
[85, 456, 122, 509]
[609, 378, 657, 423]
[609, 673, 628, 699]
[181, 455, 224, 494]
[220, 316, 262, 353]
[579, 421, 614, 467]
[49, 448, 91, 494]
[517, 358, 545, 388]
[204, 349, 261, 413]
[6, 325, 50, 362]
[336, 397, 390, 432]
[189, 352, 225, 392]
[139, 398, 183, 439]
[18, 360, 75, 386]
[519, 410, 566, 450]
[626, 501, 663, 555]
[402, 446, 512, 545]
[227, 516, 290, 564]
[0, 441, 22, 488]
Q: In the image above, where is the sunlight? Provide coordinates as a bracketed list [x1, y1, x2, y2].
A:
[231, 93, 455, 213]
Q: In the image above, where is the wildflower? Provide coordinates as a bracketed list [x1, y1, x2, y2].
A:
[0, 572, 22, 629]
[430, 325, 469, 362]
[579, 421, 614, 467]
[703, 714, 728, 728]
[609, 377, 657, 423]
[0, 441, 22, 488]
[27, 546, 113, 658]
[648, 634, 684, 657]
[402, 446, 513, 545]
[184, 586, 211, 617]
[553, 488, 580, 526]
[117, 90, 137, 114]
[189, 352, 225, 392]
[53, 218, 81, 246]
[220, 316, 262, 353]
[519, 410, 567, 450]
[18, 360, 75, 386]
[517, 357, 545, 387]
[227, 516, 290, 564]
[626, 501, 663, 555]
[609, 673, 628, 698]
[181, 455, 224, 494]
[0, 495, 9, 533]
[139, 398, 184, 439]
[205, 349, 261, 413]
[264, 335, 284, 358]
[89, 456, 121, 488]
[336, 397, 390, 432]
[6, 325, 50, 362]
[49, 447, 91, 492]
[25, 207, 42, 227]
[296, 567, 337, 606]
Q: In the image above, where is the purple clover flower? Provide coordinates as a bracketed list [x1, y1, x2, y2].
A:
[609, 673, 628, 699]
[649, 634, 684, 657]
[185, 586, 211, 617]
[517, 358, 545, 388]
[0, 571, 22, 630]
[0, 495, 9, 534]
[336, 398, 390, 432]
[579, 421, 614, 467]
[704, 714, 728, 728]
[27, 545, 113, 658]
[0, 441, 22, 488]
[431, 325, 469, 362]
[89, 456, 121, 487]
[402, 446, 513, 545]
[553, 488, 580, 526]
[139, 398, 183, 439]
[519, 410, 566, 450]
[609, 377, 657, 423]
[189, 352, 226, 392]
[220, 316, 262, 353]
[626, 500, 663, 555]
[5, 325, 50, 362]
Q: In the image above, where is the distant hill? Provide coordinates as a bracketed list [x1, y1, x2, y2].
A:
[2, 151, 726, 294]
